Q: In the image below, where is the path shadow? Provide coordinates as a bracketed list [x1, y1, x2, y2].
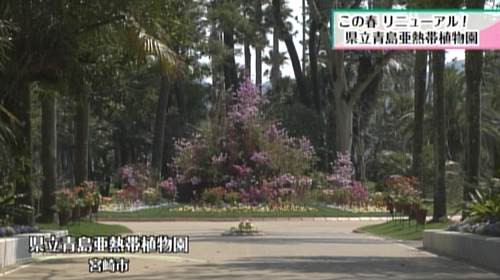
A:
[189, 235, 393, 245]
[23, 255, 499, 280]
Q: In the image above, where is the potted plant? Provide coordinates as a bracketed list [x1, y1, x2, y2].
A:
[53, 188, 75, 226]
[384, 193, 394, 213]
[394, 197, 403, 213]
[91, 190, 101, 213]
[415, 207, 428, 225]
[414, 197, 427, 225]
[72, 198, 83, 219]
[80, 191, 94, 217]
[399, 195, 412, 216]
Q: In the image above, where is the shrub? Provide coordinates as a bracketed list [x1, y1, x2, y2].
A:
[324, 152, 368, 205]
[310, 171, 328, 189]
[239, 185, 275, 204]
[348, 181, 368, 202]
[74, 181, 102, 207]
[0, 225, 40, 237]
[120, 164, 157, 196]
[330, 188, 353, 205]
[292, 176, 313, 201]
[171, 79, 318, 202]
[52, 188, 75, 213]
[113, 186, 139, 206]
[0, 226, 15, 237]
[468, 190, 500, 224]
[201, 187, 225, 205]
[160, 178, 177, 201]
[224, 191, 241, 205]
[0, 183, 34, 226]
[308, 189, 330, 204]
[142, 188, 163, 206]
[12, 225, 39, 234]
[383, 175, 420, 205]
[448, 220, 500, 237]
[370, 192, 385, 205]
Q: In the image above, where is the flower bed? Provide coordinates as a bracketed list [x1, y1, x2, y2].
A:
[99, 201, 178, 212]
[448, 221, 500, 237]
[169, 204, 317, 214]
[0, 225, 40, 237]
[98, 168, 179, 212]
[447, 189, 500, 237]
[326, 204, 387, 213]
[170, 79, 318, 204]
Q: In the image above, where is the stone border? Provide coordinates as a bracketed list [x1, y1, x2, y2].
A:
[0, 229, 67, 269]
[98, 217, 392, 222]
[423, 229, 500, 273]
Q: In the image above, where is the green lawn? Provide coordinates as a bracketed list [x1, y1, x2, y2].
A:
[99, 204, 387, 218]
[37, 221, 133, 236]
[357, 220, 453, 240]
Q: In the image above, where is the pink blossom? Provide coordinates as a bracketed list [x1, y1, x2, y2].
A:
[227, 78, 267, 125]
[160, 177, 177, 198]
[250, 151, 268, 164]
[233, 164, 253, 175]
[211, 153, 227, 164]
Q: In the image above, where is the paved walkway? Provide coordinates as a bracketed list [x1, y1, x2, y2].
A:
[1, 221, 499, 279]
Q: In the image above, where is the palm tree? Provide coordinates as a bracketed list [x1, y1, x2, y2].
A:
[464, 1, 486, 208]
[432, 50, 447, 221]
[412, 50, 427, 184]
[1, 0, 181, 224]
[0, 19, 13, 72]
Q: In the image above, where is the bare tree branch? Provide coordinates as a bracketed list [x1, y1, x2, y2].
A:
[349, 51, 395, 101]
[307, 0, 323, 24]
[350, 0, 364, 8]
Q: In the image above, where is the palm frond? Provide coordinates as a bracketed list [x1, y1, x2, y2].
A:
[399, 111, 414, 122]
[0, 19, 14, 72]
[122, 20, 181, 78]
[482, 121, 500, 142]
[139, 30, 179, 75]
[0, 104, 16, 145]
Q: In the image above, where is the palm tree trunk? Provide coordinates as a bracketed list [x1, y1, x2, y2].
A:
[464, 49, 483, 200]
[271, 0, 281, 89]
[255, 0, 263, 88]
[74, 93, 89, 185]
[40, 93, 57, 223]
[272, 0, 309, 106]
[464, 0, 485, 210]
[309, 19, 321, 113]
[302, 0, 306, 71]
[244, 40, 251, 78]
[224, 27, 238, 91]
[412, 50, 427, 189]
[432, 50, 447, 221]
[152, 76, 169, 173]
[175, 81, 186, 120]
[12, 82, 34, 226]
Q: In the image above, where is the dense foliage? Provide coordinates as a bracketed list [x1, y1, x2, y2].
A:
[0, 0, 500, 227]
[172, 79, 317, 204]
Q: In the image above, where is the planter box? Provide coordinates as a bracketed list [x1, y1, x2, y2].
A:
[0, 229, 68, 269]
[423, 230, 500, 272]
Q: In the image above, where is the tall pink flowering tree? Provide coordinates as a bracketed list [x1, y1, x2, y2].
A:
[171, 79, 318, 203]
